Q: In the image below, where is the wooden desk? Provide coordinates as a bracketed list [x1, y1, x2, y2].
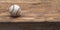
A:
[0, 0, 60, 22]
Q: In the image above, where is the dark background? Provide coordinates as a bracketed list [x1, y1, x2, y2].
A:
[0, 22, 60, 30]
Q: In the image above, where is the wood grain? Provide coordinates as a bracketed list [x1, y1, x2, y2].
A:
[0, 0, 60, 22]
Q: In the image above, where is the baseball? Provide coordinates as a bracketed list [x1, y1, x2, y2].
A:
[9, 4, 21, 17]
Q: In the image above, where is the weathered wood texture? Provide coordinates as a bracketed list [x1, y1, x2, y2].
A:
[0, 0, 60, 22]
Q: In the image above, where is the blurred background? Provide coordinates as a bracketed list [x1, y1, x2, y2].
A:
[0, 22, 60, 30]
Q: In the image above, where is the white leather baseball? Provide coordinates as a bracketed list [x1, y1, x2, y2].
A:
[9, 4, 21, 16]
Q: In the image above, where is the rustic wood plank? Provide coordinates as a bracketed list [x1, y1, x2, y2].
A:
[0, 0, 60, 22]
